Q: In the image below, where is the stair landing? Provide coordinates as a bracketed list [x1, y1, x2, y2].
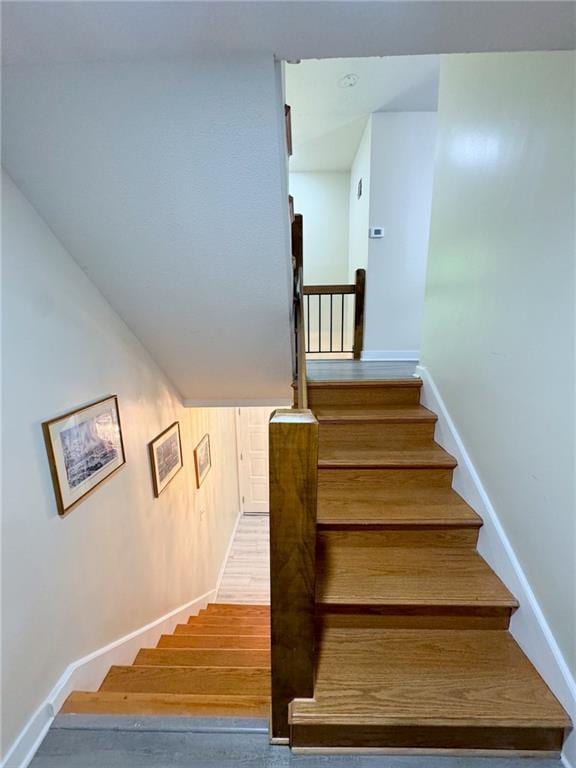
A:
[290, 628, 570, 753]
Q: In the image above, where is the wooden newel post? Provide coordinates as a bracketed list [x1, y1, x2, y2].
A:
[269, 409, 318, 742]
[353, 268, 366, 360]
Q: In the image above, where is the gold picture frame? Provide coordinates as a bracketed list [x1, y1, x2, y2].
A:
[148, 422, 183, 497]
[193, 433, 211, 488]
[42, 395, 126, 516]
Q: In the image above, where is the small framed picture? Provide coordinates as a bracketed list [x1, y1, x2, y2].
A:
[148, 422, 183, 497]
[42, 395, 126, 516]
[194, 433, 211, 488]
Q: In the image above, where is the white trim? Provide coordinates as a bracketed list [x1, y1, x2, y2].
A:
[216, 507, 243, 597]
[361, 350, 420, 362]
[1, 590, 215, 768]
[184, 398, 292, 408]
[416, 364, 576, 767]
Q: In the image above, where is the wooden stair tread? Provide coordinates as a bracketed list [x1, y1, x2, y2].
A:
[317, 545, 517, 608]
[157, 633, 270, 650]
[318, 443, 457, 469]
[204, 604, 270, 613]
[134, 648, 270, 667]
[317, 485, 481, 528]
[290, 629, 570, 728]
[174, 623, 269, 636]
[62, 691, 270, 717]
[187, 616, 269, 628]
[314, 405, 437, 424]
[99, 665, 270, 695]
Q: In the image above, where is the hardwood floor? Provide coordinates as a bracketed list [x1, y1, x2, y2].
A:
[216, 514, 270, 605]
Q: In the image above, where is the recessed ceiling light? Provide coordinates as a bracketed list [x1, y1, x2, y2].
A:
[338, 73, 359, 89]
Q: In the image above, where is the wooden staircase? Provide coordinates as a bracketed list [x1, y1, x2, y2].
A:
[275, 378, 571, 754]
[62, 603, 271, 717]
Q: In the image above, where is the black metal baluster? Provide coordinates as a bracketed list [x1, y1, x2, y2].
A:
[340, 294, 344, 352]
[318, 294, 322, 353]
[307, 294, 310, 352]
[330, 294, 333, 352]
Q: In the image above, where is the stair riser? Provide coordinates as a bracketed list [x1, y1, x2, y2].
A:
[157, 634, 270, 650]
[317, 608, 513, 630]
[317, 529, 479, 548]
[134, 649, 271, 667]
[318, 468, 455, 492]
[305, 386, 421, 408]
[319, 422, 436, 448]
[201, 606, 270, 616]
[100, 666, 270, 696]
[175, 624, 270, 636]
[187, 617, 270, 628]
[289, 724, 564, 752]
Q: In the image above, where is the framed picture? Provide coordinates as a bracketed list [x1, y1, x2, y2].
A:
[148, 422, 183, 497]
[42, 395, 126, 516]
[194, 433, 211, 488]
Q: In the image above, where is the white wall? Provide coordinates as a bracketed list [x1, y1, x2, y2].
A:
[2, 55, 292, 405]
[363, 112, 437, 358]
[289, 172, 350, 284]
[421, 51, 575, 679]
[1, 171, 241, 758]
[348, 119, 372, 281]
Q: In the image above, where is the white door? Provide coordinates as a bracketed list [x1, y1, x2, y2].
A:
[236, 406, 280, 514]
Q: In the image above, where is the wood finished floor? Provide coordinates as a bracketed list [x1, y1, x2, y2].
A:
[216, 514, 270, 605]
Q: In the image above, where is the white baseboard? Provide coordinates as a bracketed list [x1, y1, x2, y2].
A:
[1, 589, 215, 768]
[416, 364, 576, 767]
[215, 507, 243, 596]
[361, 350, 419, 362]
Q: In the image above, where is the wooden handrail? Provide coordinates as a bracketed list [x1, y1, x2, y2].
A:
[269, 408, 318, 741]
[303, 283, 355, 295]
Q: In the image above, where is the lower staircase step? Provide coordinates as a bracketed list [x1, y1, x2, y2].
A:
[289, 628, 570, 752]
[187, 616, 269, 629]
[134, 648, 270, 667]
[157, 633, 270, 650]
[99, 665, 270, 695]
[62, 691, 270, 717]
[204, 603, 270, 615]
[174, 623, 269, 636]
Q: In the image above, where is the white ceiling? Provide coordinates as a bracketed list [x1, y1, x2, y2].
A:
[2, 2, 575, 67]
[286, 56, 439, 171]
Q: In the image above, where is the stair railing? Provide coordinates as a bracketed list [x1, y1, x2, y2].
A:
[303, 268, 366, 359]
[269, 204, 318, 742]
